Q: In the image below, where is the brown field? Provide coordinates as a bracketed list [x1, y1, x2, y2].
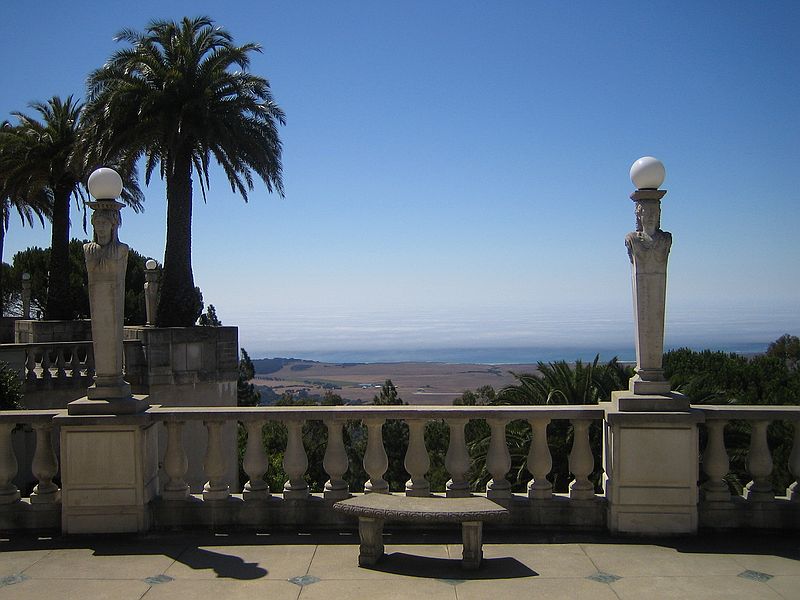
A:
[252, 361, 541, 405]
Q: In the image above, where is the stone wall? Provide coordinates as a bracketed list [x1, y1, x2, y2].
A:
[15, 320, 93, 344]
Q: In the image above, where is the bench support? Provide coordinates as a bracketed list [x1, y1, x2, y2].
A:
[357, 516, 385, 566]
[461, 520, 483, 569]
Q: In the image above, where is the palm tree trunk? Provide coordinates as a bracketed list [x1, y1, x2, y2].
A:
[156, 151, 200, 327]
[45, 186, 72, 320]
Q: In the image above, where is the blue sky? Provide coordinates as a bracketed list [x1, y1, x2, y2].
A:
[2, 1, 798, 357]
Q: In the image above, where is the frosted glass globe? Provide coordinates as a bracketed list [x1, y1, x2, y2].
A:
[145, 259, 158, 270]
[630, 157, 665, 189]
[87, 167, 123, 199]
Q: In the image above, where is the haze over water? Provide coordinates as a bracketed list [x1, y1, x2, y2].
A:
[232, 302, 798, 364]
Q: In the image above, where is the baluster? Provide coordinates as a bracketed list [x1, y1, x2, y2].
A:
[744, 420, 774, 502]
[788, 420, 800, 502]
[404, 419, 430, 497]
[283, 420, 309, 499]
[701, 420, 731, 502]
[527, 418, 553, 499]
[243, 420, 270, 500]
[363, 418, 389, 493]
[568, 419, 595, 500]
[55, 348, 67, 380]
[69, 345, 81, 379]
[486, 418, 511, 499]
[25, 348, 37, 383]
[323, 419, 350, 500]
[163, 421, 189, 500]
[86, 345, 96, 379]
[0, 423, 20, 504]
[203, 420, 229, 501]
[445, 418, 471, 498]
[40, 348, 52, 381]
[30, 422, 59, 503]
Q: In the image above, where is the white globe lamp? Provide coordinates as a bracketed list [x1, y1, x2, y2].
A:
[87, 167, 123, 200]
[630, 157, 665, 190]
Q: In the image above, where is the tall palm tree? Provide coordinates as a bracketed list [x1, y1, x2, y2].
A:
[84, 16, 285, 326]
[0, 97, 142, 320]
[0, 97, 86, 320]
[0, 121, 50, 269]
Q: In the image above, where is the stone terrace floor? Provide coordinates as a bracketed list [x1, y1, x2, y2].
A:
[1, 529, 799, 600]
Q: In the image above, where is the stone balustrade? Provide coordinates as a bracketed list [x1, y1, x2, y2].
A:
[1, 404, 799, 533]
[695, 406, 800, 529]
[0, 342, 95, 391]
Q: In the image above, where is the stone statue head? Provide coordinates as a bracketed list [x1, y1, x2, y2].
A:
[635, 200, 661, 236]
[91, 208, 122, 247]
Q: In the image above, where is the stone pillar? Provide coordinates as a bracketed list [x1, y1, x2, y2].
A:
[59, 167, 156, 534]
[21, 273, 31, 319]
[603, 157, 701, 534]
[144, 260, 159, 327]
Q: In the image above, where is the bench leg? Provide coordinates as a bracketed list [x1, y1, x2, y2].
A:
[461, 520, 483, 570]
[358, 516, 385, 567]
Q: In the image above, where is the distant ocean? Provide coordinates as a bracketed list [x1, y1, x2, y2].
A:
[232, 303, 797, 365]
[245, 342, 770, 365]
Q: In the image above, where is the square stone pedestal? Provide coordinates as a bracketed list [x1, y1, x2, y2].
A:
[604, 395, 703, 534]
[57, 404, 158, 534]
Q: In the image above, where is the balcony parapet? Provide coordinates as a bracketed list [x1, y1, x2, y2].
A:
[1, 404, 798, 534]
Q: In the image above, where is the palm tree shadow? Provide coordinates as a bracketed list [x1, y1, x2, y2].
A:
[364, 552, 537, 580]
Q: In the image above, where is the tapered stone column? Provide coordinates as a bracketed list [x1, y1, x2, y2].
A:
[604, 158, 701, 534]
[21, 273, 31, 319]
[144, 260, 159, 327]
[59, 168, 157, 534]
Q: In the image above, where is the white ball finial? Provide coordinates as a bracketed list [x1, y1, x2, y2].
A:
[87, 167, 123, 200]
[145, 259, 158, 270]
[630, 156, 666, 189]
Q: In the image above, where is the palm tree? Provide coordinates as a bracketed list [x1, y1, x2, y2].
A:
[0, 97, 142, 320]
[0, 121, 50, 269]
[499, 355, 632, 405]
[84, 16, 285, 326]
[0, 97, 87, 320]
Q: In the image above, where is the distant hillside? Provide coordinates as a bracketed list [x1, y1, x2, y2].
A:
[251, 357, 321, 375]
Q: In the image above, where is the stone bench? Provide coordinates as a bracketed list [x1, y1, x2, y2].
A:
[334, 494, 509, 570]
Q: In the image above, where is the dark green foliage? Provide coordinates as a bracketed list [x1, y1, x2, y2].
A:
[499, 355, 632, 405]
[237, 348, 261, 407]
[2, 240, 152, 323]
[767, 334, 800, 369]
[454, 385, 496, 405]
[198, 304, 222, 327]
[0, 361, 23, 409]
[665, 341, 800, 494]
[664, 347, 800, 405]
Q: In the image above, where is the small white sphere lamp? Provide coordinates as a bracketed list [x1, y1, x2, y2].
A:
[630, 157, 666, 190]
[87, 167, 123, 200]
[145, 259, 158, 271]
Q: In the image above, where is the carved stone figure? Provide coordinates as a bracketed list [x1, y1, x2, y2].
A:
[626, 189, 671, 394]
[84, 200, 131, 400]
[625, 199, 672, 272]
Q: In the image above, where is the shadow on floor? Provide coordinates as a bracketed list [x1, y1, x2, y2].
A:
[363, 552, 538, 580]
